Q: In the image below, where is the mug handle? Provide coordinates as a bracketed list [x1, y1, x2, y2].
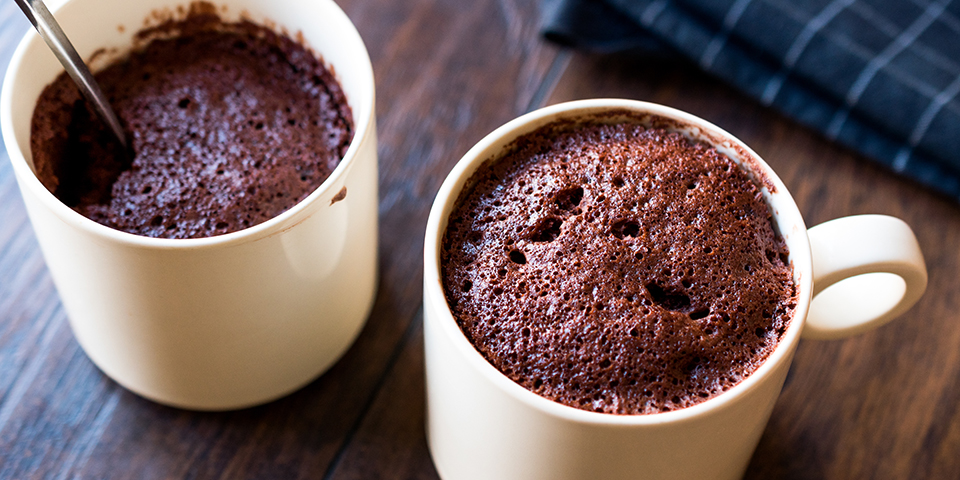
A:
[802, 215, 927, 340]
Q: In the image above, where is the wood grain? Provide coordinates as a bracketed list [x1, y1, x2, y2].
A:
[1, 1, 959, 479]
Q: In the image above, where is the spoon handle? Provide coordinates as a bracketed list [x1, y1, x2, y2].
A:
[15, 0, 129, 151]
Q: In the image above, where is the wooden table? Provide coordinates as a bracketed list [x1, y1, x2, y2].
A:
[1, 0, 958, 478]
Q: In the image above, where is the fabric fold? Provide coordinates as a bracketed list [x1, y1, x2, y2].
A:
[541, 0, 960, 201]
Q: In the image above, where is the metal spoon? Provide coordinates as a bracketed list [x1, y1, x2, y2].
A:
[15, 0, 129, 151]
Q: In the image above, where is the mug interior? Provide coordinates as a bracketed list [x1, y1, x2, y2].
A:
[424, 99, 813, 425]
[0, 0, 374, 248]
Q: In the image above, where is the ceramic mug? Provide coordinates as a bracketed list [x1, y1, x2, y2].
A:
[1, 0, 378, 410]
[423, 99, 927, 480]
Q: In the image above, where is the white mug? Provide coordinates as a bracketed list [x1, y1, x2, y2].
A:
[423, 99, 927, 480]
[1, 0, 378, 410]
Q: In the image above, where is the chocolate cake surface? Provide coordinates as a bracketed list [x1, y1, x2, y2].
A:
[30, 10, 352, 239]
[441, 119, 797, 415]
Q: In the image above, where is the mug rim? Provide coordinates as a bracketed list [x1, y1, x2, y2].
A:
[0, 0, 375, 250]
[424, 98, 813, 426]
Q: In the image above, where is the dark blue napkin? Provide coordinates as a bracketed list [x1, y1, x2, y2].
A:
[541, 0, 960, 201]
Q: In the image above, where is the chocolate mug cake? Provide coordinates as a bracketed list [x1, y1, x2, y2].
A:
[30, 5, 352, 239]
[441, 117, 798, 415]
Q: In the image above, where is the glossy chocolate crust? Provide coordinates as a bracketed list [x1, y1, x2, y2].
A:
[441, 121, 797, 415]
[30, 11, 352, 238]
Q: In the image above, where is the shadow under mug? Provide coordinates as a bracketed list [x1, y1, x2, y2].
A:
[1, 0, 378, 410]
[423, 99, 927, 480]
